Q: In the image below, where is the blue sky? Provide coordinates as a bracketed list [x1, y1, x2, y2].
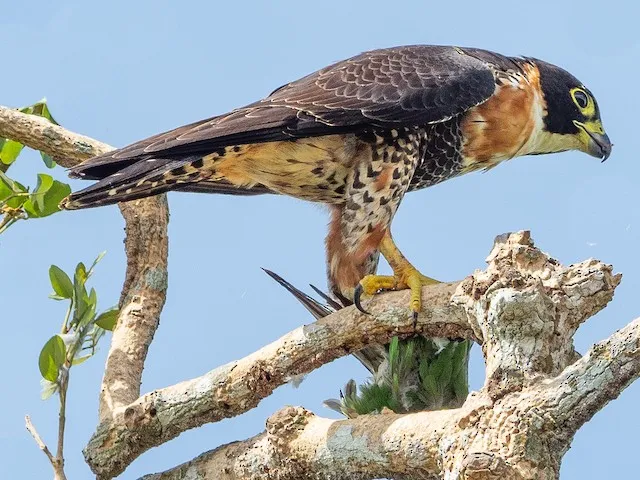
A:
[2, 1, 639, 478]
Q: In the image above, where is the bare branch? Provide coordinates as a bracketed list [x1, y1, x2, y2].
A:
[139, 406, 453, 480]
[25, 415, 55, 465]
[142, 316, 640, 480]
[26, 415, 68, 480]
[542, 316, 640, 436]
[0, 105, 168, 419]
[99, 196, 168, 419]
[0, 105, 111, 166]
[134, 397, 558, 480]
[84, 282, 473, 479]
[56, 371, 68, 465]
[138, 232, 624, 480]
[84, 232, 622, 479]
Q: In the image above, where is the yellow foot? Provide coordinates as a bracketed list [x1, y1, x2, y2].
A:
[354, 264, 440, 318]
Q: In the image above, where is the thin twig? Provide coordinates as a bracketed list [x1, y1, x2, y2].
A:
[25, 415, 55, 465]
[57, 369, 68, 464]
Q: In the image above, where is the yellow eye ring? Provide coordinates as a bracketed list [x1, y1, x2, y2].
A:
[570, 87, 595, 116]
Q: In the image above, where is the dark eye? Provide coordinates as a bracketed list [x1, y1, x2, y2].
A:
[573, 90, 589, 109]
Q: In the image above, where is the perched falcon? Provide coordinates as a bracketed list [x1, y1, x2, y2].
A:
[62, 45, 611, 316]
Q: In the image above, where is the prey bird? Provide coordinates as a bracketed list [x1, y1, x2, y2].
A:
[61, 45, 611, 317]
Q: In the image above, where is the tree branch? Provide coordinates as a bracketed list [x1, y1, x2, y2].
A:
[84, 281, 474, 478]
[25, 415, 55, 465]
[25, 415, 67, 480]
[142, 342, 640, 480]
[0, 105, 168, 420]
[0, 105, 110, 167]
[86, 232, 621, 479]
[100, 197, 168, 419]
[140, 232, 624, 480]
[542, 316, 640, 437]
[142, 324, 640, 480]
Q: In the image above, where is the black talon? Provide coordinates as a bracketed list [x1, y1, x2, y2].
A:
[353, 284, 370, 315]
[412, 310, 419, 331]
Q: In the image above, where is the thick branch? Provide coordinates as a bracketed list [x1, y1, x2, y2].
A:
[542, 316, 640, 436]
[0, 105, 168, 420]
[84, 282, 474, 479]
[141, 232, 624, 480]
[86, 232, 621, 479]
[144, 315, 640, 480]
[100, 197, 168, 419]
[140, 406, 454, 480]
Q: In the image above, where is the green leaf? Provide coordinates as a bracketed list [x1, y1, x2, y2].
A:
[0, 139, 25, 165]
[0, 172, 28, 208]
[88, 287, 97, 307]
[74, 262, 87, 290]
[40, 152, 55, 169]
[24, 179, 70, 218]
[31, 173, 53, 212]
[87, 251, 106, 277]
[388, 336, 399, 367]
[38, 335, 66, 382]
[78, 299, 96, 330]
[0, 171, 23, 193]
[5, 194, 27, 209]
[27, 99, 59, 125]
[0, 173, 12, 202]
[94, 308, 119, 331]
[49, 265, 73, 299]
[76, 287, 97, 329]
[72, 262, 89, 325]
[89, 325, 106, 349]
[71, 354, 93, 366]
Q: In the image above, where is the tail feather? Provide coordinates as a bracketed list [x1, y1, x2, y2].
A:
[61, 157, 195, 209]
[62, 154, 272, 210]
[261, 268, 334, 320]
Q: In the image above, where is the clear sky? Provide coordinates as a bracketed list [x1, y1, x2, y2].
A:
[2, 1, 639, 478]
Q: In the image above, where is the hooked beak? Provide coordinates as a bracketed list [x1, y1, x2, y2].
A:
[574, 120, 613, 162]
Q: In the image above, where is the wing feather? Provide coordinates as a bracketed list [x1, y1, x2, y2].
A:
[70, 45, 504, 180]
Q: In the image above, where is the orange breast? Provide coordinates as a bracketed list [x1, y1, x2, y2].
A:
[461, 65, 542, 171]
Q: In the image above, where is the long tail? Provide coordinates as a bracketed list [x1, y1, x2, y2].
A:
[61, 154, 270, 210]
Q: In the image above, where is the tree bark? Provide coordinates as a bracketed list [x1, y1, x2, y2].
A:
[142, 232, 626, 480]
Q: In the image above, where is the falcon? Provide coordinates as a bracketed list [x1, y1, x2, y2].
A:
[61, 45, 612, 316]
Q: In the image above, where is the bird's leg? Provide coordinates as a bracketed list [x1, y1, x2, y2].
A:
[354, 231, 439, 318]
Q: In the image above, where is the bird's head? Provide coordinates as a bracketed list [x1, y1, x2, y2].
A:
[530, 60, 612, 161]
